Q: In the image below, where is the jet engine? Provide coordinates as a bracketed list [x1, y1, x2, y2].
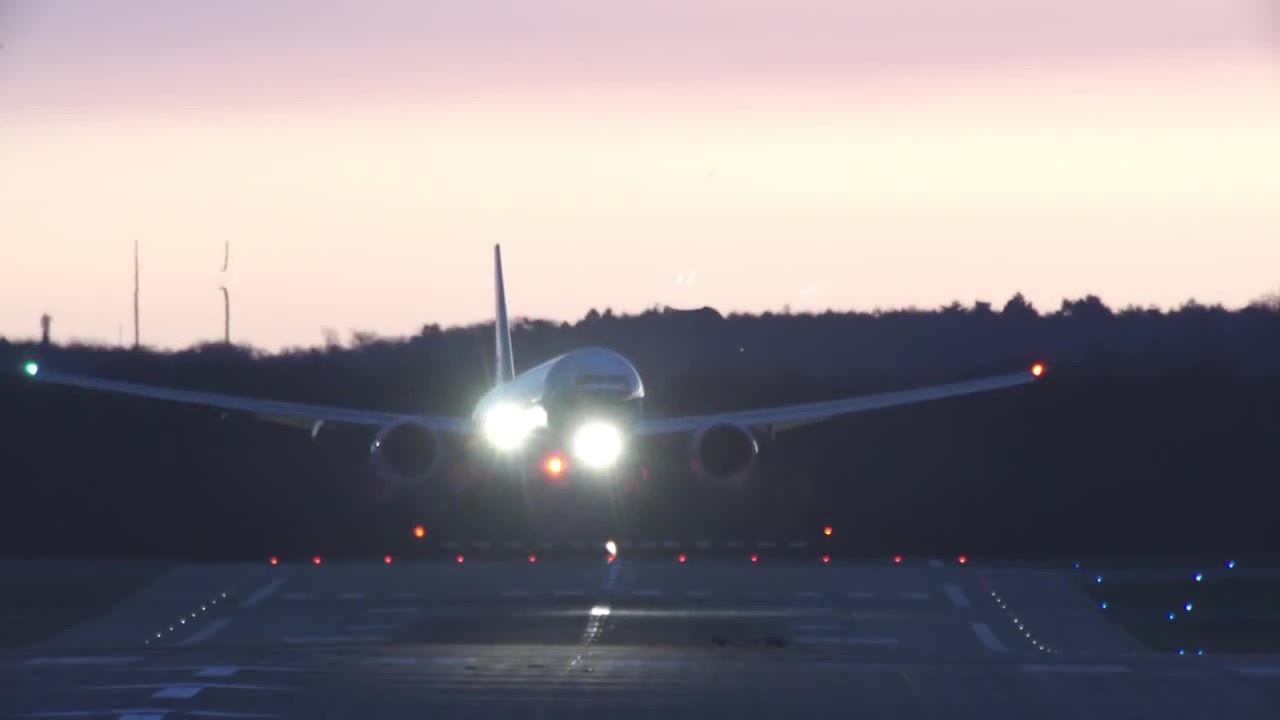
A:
[690, 422, 759, 484]
[369, 419, 441, 488]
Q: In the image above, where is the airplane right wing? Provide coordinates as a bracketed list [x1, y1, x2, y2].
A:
[23, 366, 474, 436]
[633, 365, 1044, 437]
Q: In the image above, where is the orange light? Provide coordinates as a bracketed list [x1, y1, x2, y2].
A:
[893, 554, 903, 564]
[269, 556, 279, 566]
[677, 553, 687, 563]
[528, 554, 537, 563]
[1031, 362, 1045, 378]
[455, 554, 465, 564]
[750, 553, 759, 563]
[384, 554, 393, 564]
[544, 455, 565, 477]
[957, 555, 968, 565]
[823, 526, 833, 537]
[822, 554, 831, 564]
[413, 525, 426, 539]
[312, 555, 322, 565]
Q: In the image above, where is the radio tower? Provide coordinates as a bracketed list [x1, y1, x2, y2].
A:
[220, 240, 230, 344]
[133, 240, 140, 349]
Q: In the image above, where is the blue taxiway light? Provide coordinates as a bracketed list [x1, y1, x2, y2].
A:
[1185, 602, 1194, 612]
[1168, 612, 1176, 621]
[1094, 575, 1103, 584]
[1227, 560, 1237, 569]
[1100, 601, 1108, 609]
[1194, 573, 1203, 582]
[1178, 649, 1186, 656]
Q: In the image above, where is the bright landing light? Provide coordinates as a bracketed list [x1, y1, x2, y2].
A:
[571, 421, 624, 469]
[482, 403, 548, 451]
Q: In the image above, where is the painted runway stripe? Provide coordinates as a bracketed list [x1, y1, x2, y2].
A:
[392, 592, 421, 599]
[686, 590, 712, 598]
[240, 578, 287, 609]
[928, 559, 943, 568]
[176, 617, 232, 647]
[1020, 664, 1131, 674]
[943, 584, 971, 610]
[969, 622, 1009, 653]
[24, 656, 141, 666]
[793, 624, 843, 632]
[792, 635, 900, 647]
[1236, 666, 1280, 677]
[794, 591, 822, 599]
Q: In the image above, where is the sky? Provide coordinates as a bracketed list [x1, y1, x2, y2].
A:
[3, 0, 1278, 351]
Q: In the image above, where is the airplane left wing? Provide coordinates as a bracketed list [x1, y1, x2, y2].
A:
[24, 367, 474, 435]
[633, 366, 1042, 436]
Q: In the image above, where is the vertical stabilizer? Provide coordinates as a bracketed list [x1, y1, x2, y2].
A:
[493, 244, 516, 386]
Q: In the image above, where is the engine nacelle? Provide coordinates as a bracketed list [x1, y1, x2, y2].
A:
[690, 423, 759, 484]
[369, 419, 441, 489]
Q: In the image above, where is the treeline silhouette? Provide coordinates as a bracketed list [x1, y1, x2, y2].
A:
[2, 294, 1279, 561]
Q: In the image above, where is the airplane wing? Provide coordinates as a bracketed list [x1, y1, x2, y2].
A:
[633, 366, 1042, 436]
[24, 366, 474, 435]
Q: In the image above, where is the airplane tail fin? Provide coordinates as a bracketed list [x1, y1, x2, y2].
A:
[493, 244, 516, 386]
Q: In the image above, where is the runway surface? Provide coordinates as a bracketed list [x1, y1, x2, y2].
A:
[4, 554, 1279, 719]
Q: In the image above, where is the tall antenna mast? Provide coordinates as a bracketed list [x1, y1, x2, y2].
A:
[133, 240, 140, 349]
[219, 240, 230, 345]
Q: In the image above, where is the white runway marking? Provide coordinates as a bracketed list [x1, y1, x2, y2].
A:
[153, 686, 203, 699]
[24, 712, 276, 719]
[969, 622, 1009, 653]
[845, 636, 901, 646]
[121, 714, 165, 720]
[176, 617, 232, 647]
[845, 591, 874, 600]
[365, 656, 418, 665]
[943, 584, 971, 610]
[344, 624, 396, 632]
[24, 656, 141, 666]
[83, 682, 293, 692]
[793, 624, 843, 632]
[1020, 664, 1131, 674]
[241, 578, 287, 609]
[195, 666, 238, 677]
[1236, 666, 1280, 677]
[792, 635, 900, 647]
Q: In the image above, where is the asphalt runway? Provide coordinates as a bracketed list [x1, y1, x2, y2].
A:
[4, 554, 1280, 719]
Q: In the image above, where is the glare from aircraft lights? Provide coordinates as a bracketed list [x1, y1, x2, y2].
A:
[482, 403, 547, 451]
[23, 362, 38, 377]
[823, 526, 833, 537]
[413, 525, 426, 539]
[544, 455, 565, 478]
[590, 605, 611, 617]
[571, 421, 624, 469]
[604, 540, 618, 557]
[606, 554, 616, 563]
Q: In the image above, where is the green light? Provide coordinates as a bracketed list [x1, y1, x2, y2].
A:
[23, 362, 38, 377]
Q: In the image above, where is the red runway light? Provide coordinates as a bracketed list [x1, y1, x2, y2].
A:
[823, 526, 833, 537]
[822, 554, 831, 564]
[455, 554, 465, 564]
[384, 555, 393, 564]
[528, 554, 537, 563]
[750, 553, 759, 563]
[1031, 362, 1045, 378]
[269, 556, 279, 566]
[413, 525, 426, 539]
[677, 553, 687, 564]
[312, 555, 322, 566]
[607, 554, 616, 563]
[893, 554, 903, 564]
[957, 555, 968, 565]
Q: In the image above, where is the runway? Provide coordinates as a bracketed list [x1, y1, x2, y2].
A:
[4, 554, 1279, 718]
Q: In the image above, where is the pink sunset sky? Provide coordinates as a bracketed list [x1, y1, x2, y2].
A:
[2, 0, 1278, 351]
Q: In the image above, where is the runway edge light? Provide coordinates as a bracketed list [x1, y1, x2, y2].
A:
[1031, 362, 1045, 378]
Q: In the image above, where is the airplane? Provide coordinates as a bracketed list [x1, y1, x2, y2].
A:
[20, 245, 1045, 491]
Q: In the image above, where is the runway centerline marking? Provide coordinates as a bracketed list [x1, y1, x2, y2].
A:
[241, 577, 287, 609]
[943, 584, 971, 610]
[176, 617, 232, 647]
[969, 622, 1009, 653]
